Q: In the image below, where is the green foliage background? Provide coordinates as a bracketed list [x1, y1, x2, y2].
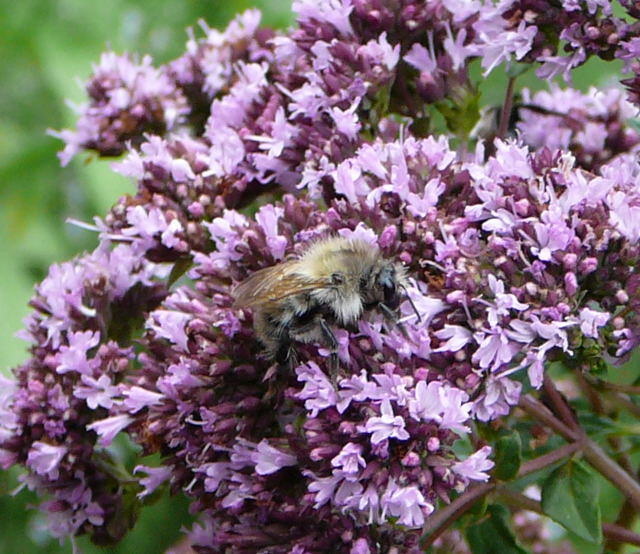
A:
[0, 1, 629, 552]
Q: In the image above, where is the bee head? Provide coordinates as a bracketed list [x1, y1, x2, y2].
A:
[376, 264, 401, 309]
[359, 261, 403, 309]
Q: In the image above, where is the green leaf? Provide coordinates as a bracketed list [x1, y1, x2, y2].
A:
[577, 412, 618, 438]
[541, 459, 602, 544]
[505, 62, 531, 78]
[468, 493, 489, 519]
[628, 118, 640, 135]
[435, 87, 481, 138]
[451, 436, 474, 458]
[369, 83, 391, 127]
[493, 432, 522, 481]
[466, 504, 528, 554]
[167, 256, 193, 288]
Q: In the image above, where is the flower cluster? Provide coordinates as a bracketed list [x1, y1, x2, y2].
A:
[6, 0, 640, 552]
[2, 244, 167, 542]
[50, 52, 189, 166]
[517, 86, 640, 170]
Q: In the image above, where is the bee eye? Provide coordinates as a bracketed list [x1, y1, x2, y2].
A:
[331, 272, 345, 285]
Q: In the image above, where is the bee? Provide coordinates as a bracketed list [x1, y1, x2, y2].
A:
[232, 236, 421, 375]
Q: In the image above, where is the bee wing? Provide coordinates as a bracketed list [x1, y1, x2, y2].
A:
[232, 262, 330, 308]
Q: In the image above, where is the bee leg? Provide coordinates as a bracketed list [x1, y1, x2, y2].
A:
[264, 341, 298, 403]
[286, 347, 299, 372]
[275, 340, 298, 372]
[398, 284, 422, 323]
[319, 318, 341, 383]
[379, 303, 409, 339]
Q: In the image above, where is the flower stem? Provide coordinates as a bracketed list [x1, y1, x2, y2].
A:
[520, 394, 640, 512]
[420, 483, 496, 549]
[518, 394, 579, 441]
[581, 439, 640, 511]
[603, 523, 640, 548]
[543, 374, 579, 430]
[575, 370, 635, 475]
[593, 380, 640, 395]
[496, 76, 516, 140]
[609, 391, 640, 419]
[606, 498, 639, 553]
[517, 442, 581, 477]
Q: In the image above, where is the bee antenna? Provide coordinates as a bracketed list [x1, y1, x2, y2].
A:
[399, 284, 422, 323]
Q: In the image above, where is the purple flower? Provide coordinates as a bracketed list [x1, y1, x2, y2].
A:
[308, 473, 342, 509]
[26, 442, 67, 479]
[248, 107, 297, 158]
[55, 331, 100, 375]
[579, 307, 610, 338]
[122, 386, 165, 413]
[483, 275, 529, 328]
[434, 325, 473, 353]
[13, 1, 640, 550]
[147, 310, 191, 352]
[74, 374, 121, 410]
[404, 43, 437, 74]
[332, 159, 369, 203]
[451, 446, 494, 482]
[531, 208, 575, 262]
[475, 18, 537, 75]
[134, 465, 172, 498]
[330, 101, 362, 141]
[87, 414, 133, 446]
[336, 370, 378, 413]
[361, 400, 410, 445]
[0, 376, 17, 455]
[473, 327, 519, 370]
[474, 377, 522, 421]
[197, 462, 232, 493]
[296, 362, 339, 417]
[443, 27, 478, 71]
[253, 440, 298, 475]
[50, 51, 187, 164]
[331, 442, 366, 478]
[255, 205, 288, 260]
[350, 538, 372, 554]
[293, 0, 355, 36]
[381, 482, 434, 528]
[409, 381, 472, 434]
[358, 33, 400, 71]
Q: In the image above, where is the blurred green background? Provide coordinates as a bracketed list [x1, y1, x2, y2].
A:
[0, 0, 628, 552]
